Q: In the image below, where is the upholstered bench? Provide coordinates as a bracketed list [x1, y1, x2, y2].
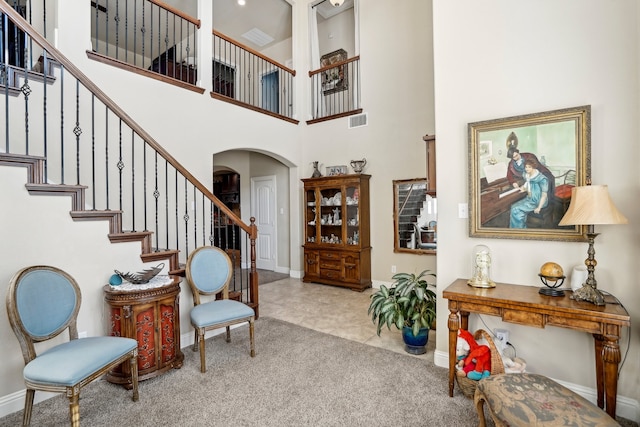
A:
[474, 373, 619, 427]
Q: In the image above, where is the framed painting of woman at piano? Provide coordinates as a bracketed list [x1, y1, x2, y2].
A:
[468, 105, 590, 241]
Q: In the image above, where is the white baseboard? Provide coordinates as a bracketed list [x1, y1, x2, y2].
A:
[0, 389, 57, 418]
[273, 266, 290, 275]
[434, 349, 639, 422]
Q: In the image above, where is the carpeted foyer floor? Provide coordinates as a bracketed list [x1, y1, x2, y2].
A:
[0, 276, 636, 426]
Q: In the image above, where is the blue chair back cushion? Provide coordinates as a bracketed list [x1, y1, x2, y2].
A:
[190, 249, 231, 294]
[23, 336, 138, 386]
[16, 269, 77, 338]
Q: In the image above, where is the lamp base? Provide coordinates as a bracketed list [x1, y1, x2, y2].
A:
[570, 284, 605, 306]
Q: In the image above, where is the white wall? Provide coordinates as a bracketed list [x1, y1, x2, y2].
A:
[433, 0, 639, 420]
[317, 8, 355, 58]
[0, 0, 436, 416]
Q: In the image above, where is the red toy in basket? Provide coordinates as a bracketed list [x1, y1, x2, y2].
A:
[456, 329, 491, 381]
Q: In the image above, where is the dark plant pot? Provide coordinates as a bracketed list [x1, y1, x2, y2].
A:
[402, 326, 429, 355]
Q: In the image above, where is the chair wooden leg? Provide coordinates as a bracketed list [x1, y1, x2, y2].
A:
[199, 330, 206, 373]
[192, 328, 199, 352]
[68, 390, 80, 427]
[249, 318, 255, 357]
[225, 326, 231, 342]
[474, 389, 487, 427]
[130, 352, 139, 402]
[22, 389, 34, 426]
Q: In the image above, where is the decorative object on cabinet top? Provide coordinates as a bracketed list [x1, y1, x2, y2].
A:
[350, 158, 367, 173]
[326, 165, 347, 176]
[113, 263, 165, 285]
[109, 274, 174, 291]
[311, 161, 322, 178]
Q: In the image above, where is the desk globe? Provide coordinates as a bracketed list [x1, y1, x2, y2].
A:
[538, 262, 566, 296]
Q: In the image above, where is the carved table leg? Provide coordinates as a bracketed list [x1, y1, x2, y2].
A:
[602, 330, 622, 418]
[448, 308, 461, 397]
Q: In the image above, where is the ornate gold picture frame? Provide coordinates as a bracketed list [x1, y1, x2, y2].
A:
[468, 105, 591, 241]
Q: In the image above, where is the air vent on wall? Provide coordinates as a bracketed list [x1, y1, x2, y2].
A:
[348, 113, 368, 129]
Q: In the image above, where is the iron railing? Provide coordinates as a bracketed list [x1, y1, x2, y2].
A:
[308, 55, 361, 123]
[0, 1, 259, 313]
[91, 0, 200, 84]
[211, 29, 297, 123]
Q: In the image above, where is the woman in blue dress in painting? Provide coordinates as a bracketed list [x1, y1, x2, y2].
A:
[509, 158, 549, 228]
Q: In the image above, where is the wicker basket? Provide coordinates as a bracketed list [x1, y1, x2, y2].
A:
[455, 329, 505, 398]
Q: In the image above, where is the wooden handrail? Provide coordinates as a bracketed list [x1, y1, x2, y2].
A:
[0, 2, 251, 236]
[213, 29, 296, 76]
[308, 55, 360, 77]
[147, 0, 201, 27]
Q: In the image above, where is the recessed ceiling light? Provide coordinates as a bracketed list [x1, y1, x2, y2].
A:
[238, 0, 246, 5]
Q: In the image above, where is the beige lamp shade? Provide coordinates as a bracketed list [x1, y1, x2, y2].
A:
[558, 185, 628, 226]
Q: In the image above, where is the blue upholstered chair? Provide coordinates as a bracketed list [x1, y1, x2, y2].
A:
[6, 265, 139, 426]
[185, 246, 256, 373]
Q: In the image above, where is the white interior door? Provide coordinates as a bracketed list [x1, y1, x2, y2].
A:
[251, 175, 276, 271]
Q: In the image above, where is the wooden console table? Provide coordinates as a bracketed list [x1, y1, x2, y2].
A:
[443, 278, 630, 418]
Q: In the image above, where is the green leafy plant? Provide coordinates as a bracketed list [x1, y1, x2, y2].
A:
[368, 270, 436, 337]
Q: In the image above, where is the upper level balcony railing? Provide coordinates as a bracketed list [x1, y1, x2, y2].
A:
[211, 29, 297, 124]
[91, 0, 200, 85]
[308, 55, 361, 124]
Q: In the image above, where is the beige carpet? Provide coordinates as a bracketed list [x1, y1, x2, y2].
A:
[1, 318, 635, 426]
[0, 317, 478, 427]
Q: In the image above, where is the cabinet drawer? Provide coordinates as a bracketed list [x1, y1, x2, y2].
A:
[320, 269, 342, 280]
[319, 251, 340, 260]
[319, 258, 340, 270]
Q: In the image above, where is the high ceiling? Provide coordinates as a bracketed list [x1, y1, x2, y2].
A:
[168, 0, 292, 51]
[167, 0, 352, 51]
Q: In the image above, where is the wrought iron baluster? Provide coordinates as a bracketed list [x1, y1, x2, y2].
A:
[93, 0, 99, 53]
[58, 65, 63, 183]
[201, 192, 205, 247]
[193, 184, 197, 251]
[104, 105, 109, 210]
[117, 119, 123, 212]
[154, 151, 159, 251]
[174, 168, 178, 251]
[162, 8, 168, 79]
[21, 66, 29, 154]
[114, 0, 120, 60]
[74, 80, 82, 185]
[143, 137, 147, 231]
[140, 0, 145, 64]
[91, 95, 96, 208]
[183, 177, 189, 256]
[124, 0, 129, 64]
[42, 51, 48, 180]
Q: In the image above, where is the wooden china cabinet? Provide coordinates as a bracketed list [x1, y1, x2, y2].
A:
[302, 174, 371, 291]
[103, 277, 184, 387]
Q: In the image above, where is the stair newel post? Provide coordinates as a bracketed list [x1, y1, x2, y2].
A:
[249, 217, 259, 318]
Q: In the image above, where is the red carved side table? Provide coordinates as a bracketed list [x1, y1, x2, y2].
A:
[104, 276, 184, 387]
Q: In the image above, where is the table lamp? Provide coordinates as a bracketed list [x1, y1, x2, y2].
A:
[558, 184, 627, 305]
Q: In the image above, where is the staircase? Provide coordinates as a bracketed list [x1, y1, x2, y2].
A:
[397, 183, 428, 248]
[0, 3, 259, 312]
[1, 152, 183, 272]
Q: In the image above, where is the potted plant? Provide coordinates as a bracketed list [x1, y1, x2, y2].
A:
[367, 270, 436, 355]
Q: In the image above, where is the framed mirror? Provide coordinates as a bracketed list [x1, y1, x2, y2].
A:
[393, 178, 437, 254]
